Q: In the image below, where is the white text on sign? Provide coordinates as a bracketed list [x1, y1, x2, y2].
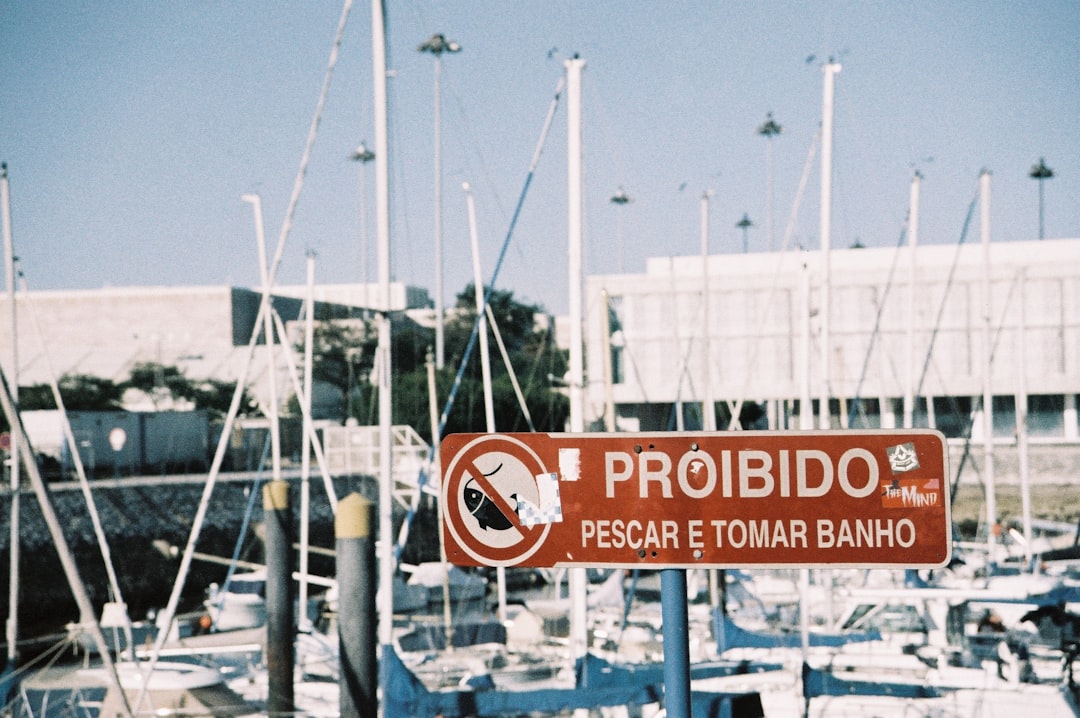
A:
[581, 518, 918, 551]
[604, 447, 879, 500]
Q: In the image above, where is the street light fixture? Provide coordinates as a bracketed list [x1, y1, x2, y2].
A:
[349, 142, 376, 291]
[757, 112, 782, 252]
[419, 33, 461, 370]
[610, 186, 631, 272]
[736, 213, 754, 253]
[1028, 157, 1053, 240]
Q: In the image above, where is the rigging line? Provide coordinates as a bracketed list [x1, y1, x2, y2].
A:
[906, 185, 978, 506]
[935, 269, 1022, 503]
[442, 68, 510, 222]
[909, 181, 1016, 508]
[215, 444, 268, 623]
[271, 308, 339, 511]
[144, 276, 273, 680]
[437, 75, 566, 437]
[485, 302, 535, 432]
[845, 223, 908, 428]
[726, 128, 821, 427]
[145, 2, 352, 689]
[394, 75, 565, 561]
[603, 293, 651, 404]
[670, 277, 705, 411]
[16, 273, 132, 635]
[266, 0, 352, 289]
[668, 257, 694, 427]
[914, 185, 979, 400]
[0, 363, 134, 716]
[515, 311, 556, 430]
[0, 630, 73, 685]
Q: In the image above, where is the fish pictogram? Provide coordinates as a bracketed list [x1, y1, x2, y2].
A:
[463, 465, 516, 531]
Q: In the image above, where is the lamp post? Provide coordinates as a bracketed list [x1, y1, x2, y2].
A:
[349, 142, 375, 294]
[418, 33, 461, 370]
[610, 186, 631, 273]
[757, 112, 782, 251]
[1028, 157, 1053, 240]
[736, 213, 753, 253]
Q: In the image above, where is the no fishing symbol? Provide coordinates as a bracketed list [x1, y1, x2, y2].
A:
[442, 434, 563, 566]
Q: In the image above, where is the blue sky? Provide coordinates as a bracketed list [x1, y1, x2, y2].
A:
[3, 1, 1078, 316]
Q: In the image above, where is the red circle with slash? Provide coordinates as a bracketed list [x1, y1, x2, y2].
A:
[442, 434, 552, 566]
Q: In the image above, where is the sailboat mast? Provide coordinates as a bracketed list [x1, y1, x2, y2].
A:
[298, 252, 315, 630]
[465, 183, 496, 431]
[2, 162, 19, 667]
[1016, 268, 1032, 562]
[465, 182, 508, 621]
[244, 194, 283, 483]
[904, 171, 921, 429]
[371, 0, 394, 651]
[799, 255, 814, 430]
[700, 191, 716, 432]
[980, 169, 998, 564]
[565, 54, 589, 682]
[0, 370, 134, 716]
[818, 62, 840, 430]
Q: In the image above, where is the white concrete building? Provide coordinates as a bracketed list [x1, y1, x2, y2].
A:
[0, 283, 429, 409]
[583, 238, 1080, 453]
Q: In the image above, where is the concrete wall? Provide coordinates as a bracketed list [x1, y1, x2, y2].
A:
[585, 238, 1080, 432]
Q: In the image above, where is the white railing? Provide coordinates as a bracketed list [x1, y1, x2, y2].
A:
[320, 424, 432, 508]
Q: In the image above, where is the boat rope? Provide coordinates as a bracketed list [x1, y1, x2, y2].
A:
[600, 291, 651, 405]
[844, 222, 909, 428]
[724, 127, 821, 429]
[271, 308, 339, 510]
[144, 1, 354, 699]
[514, 307, 565, 430]
[0, 634, 76, 691]
[906, 179, 1022, 520]
[913, 187, 978, 403]
[0, 371, 135, 716]
[16, 274, 133, 645]
[394, 74, 565, 561]
[213, 437, 269, 628]
[0, 633, 82, 711]
[941, 268, 1022, 520]
[485, 302, 536, 432]
[437, 75, 565, 438]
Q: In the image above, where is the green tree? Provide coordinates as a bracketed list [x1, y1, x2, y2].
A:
[122, 362, 251, 418]
[424, 284, 568, 440]
[189, 377, 254, 418]
[297, 285, 569, 438]
[289, 320, 375, 422]
[55, 374, 123, 410]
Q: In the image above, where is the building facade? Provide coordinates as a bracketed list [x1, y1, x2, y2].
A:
[583, 238, 1080, 454]
[0, 283, 429, 409]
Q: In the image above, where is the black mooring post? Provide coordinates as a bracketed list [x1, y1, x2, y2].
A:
[263, 480, 295, 716]
[337, 492, 377, 718]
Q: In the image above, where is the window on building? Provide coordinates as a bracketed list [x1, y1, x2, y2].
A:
[1028, 394, 1065, 437]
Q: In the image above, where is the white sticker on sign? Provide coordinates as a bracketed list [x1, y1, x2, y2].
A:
[517, 472, 563, 527]
[559, 447, 581, 482]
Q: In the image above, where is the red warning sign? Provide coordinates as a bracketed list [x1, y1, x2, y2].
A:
[440, 430, 952, 570]
[442, 434, 559, 566]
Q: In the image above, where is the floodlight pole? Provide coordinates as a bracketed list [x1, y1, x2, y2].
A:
[349, 143, 375, 292]
[736, 212, 753, 254]
[1028, 157, 1053, 240]
[611, 186, 631, 273]
[757, 112, 782, 252]
[419, 33, 461, 370]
